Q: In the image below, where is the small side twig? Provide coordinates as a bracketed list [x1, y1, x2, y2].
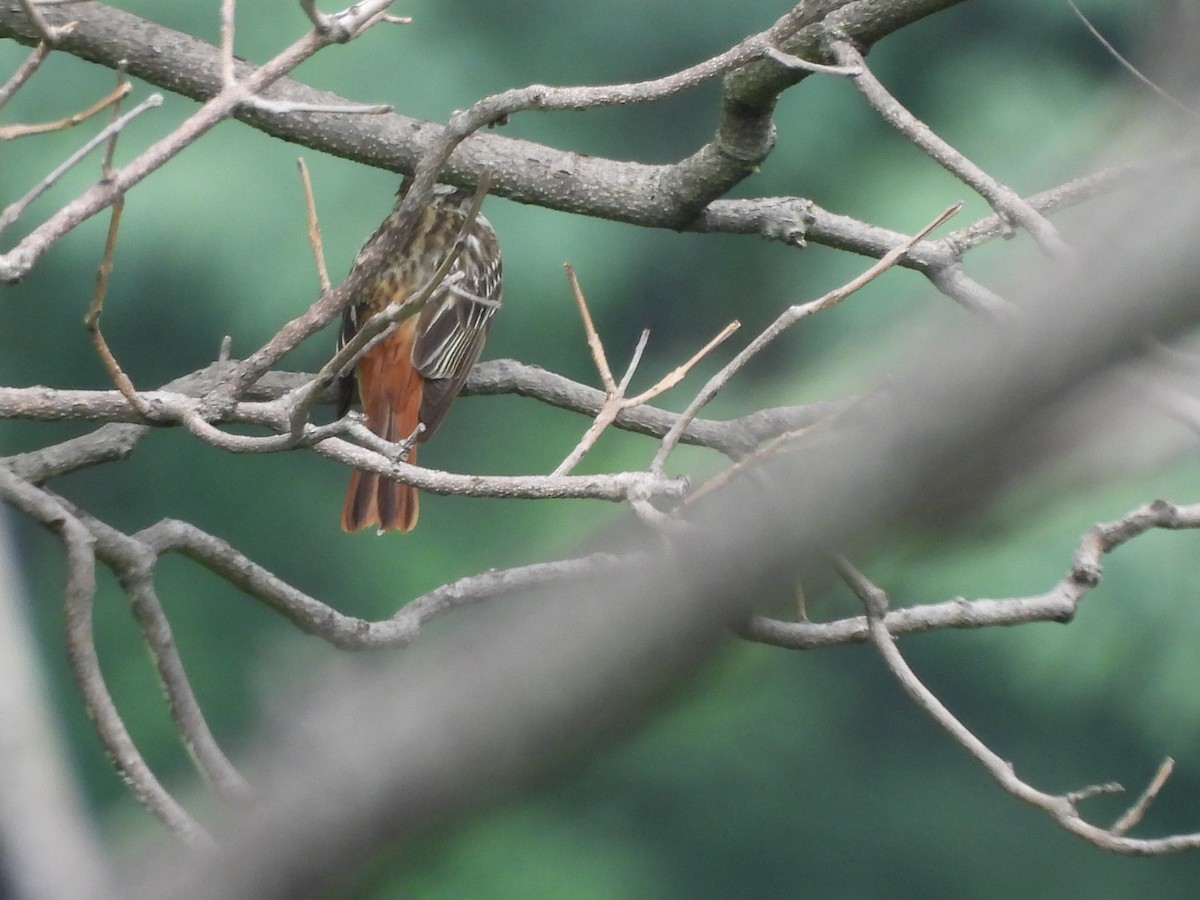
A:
[838, 552, 1200, 854]
[219, 0, 236, 87]
[554, 266, 739, 476]
[83, 201, 150, 416]
[763, 45, 860, 77]
[653, 203, 959, 473]
[297, 157, 331, 292]
[0, 76, 129, 140]
[1111, 757, 1175, 836]
[0, 40, 51, 112]
[1065, 0, 1198, 118]
[17, 0, 72, 45]
[83, 88, 151, 418]
[626, 320, 740, 408]
[566, 264, 617, 393]
[0, 92, 163, 236]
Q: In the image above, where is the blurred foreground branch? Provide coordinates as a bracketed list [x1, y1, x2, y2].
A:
[104, 170, 1200, 899]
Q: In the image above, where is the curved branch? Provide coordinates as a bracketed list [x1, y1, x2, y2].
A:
[743, 498, 1200, 650]
[76, 509, 252, 802]
[0, 358, 851, 488]
[0, 467, 212, 847]
[137, 518, 624, 651]
[0, 0, 963, 232]
[842, 552, 1200, 854]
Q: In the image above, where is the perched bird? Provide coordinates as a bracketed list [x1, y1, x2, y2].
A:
[336, 180, 502, 532]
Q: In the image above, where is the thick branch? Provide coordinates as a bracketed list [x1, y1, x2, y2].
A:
[0, 0, 963, 230]
[0, 359, 849, 488]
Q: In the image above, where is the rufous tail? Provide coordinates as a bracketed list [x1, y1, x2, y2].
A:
[341, 446, 418, 532]
[341, 332, 421, 533]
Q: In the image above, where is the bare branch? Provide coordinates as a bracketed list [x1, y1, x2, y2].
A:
[0, 0, 397, 282]
[0, 513, 113, 900]
[0, 468, 213, 848]
[827, 38, 1068, 257]
[0, 92, 162, 238]
[0, 39, 50, 110]
[843, 553, 1200, 853]
[0, 361, 845, 487]
[297, 157, 331, 292]
[653, 203, 960, 471]
[0, 77, 129, 139]
[744, 498, 1200, 650]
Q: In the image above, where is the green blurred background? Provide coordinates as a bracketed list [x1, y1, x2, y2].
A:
[3, 1, 1200, 896]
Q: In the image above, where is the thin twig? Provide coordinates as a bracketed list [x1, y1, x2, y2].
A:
[828, 39, 1068, 257]
[626, 320, 740, 407]
[83, 199, 151, 416]
[840, 552, 1200, 854]
[1065, 0, 1198, 118]
[686, 422, 818, 505]
[297, 157, 331, 292]
[0, 92, 163, 237]
[0, 41, 50, 111]
[566, 264, 617, 393]
[553, 269, 739, 476]
[0, 79, 130, 139]
[220, 0, 235, 87]
[552, 329, 650, 476]
[83, 87, 151, 417]
[1111, 757, 1175, 836]
[653, 203, 960, 472]
[99, 64, 127, 174]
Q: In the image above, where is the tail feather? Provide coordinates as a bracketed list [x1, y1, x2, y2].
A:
[341, 327, 422, 533]
[341, 449, 419, 532]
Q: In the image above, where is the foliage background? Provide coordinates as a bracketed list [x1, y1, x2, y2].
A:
[2, 1, 1199, 896]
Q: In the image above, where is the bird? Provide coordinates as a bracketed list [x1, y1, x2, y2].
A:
[336, 179, 502, 533]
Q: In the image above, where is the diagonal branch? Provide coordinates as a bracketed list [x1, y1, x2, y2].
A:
[0, 0, 397, 282]
[827, 38, 1068, 257]
[839, 552, 1200, 853]
[653, 203, 960, 471]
